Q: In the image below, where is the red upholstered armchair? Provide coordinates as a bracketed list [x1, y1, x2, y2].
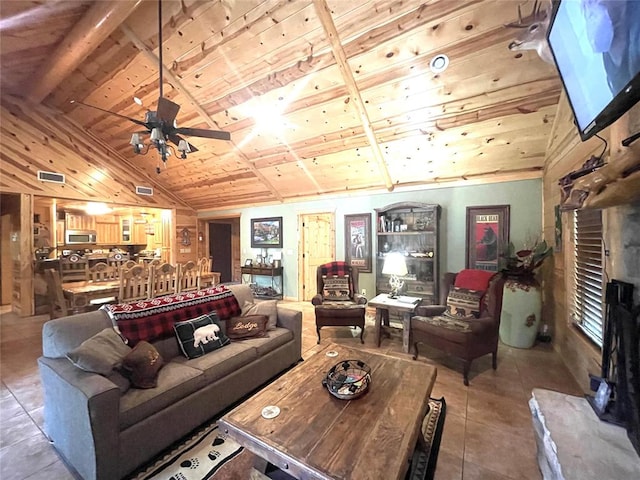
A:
[410, 269, 506, 385]
[311, 261, 367, 344]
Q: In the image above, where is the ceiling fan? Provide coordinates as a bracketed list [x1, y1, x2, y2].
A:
[71, 0, 230, 172]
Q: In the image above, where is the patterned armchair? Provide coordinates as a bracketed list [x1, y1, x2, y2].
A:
[410, 269, 506, 385]
[311, 261, 367, 344]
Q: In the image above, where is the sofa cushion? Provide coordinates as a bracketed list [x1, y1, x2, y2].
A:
[174, 312, 230, 359]
[151, 336, 181, 361]
[120, 341, 165, 389]
[172, 341, 258, 383]
[107, 371, 131, 394]
[66, 328, 131, 376]
[101, 286, 241, 346]
[242, 299, 278, 330]
[322, 275, 350, 301]
[445, 286, 482, 319]
[119, 362, 204, 430]
[227, 315, 268, 339]
[240, 327, 294, 357]
[42, 310, 114, 359]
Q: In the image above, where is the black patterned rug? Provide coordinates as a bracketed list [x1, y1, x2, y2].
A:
[406, 396, 447, 480]
[128, 422, 255, 480]
[129, 397, 446, 480]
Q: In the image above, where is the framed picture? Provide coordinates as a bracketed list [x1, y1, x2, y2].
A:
[244, 258, 253, 266]
[344, 213, 372, 273]
[465, 205, 510, 272]
[251, 217, 283, 248]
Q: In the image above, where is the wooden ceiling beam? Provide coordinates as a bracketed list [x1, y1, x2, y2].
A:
[313, 0, 394, 192]
[119, 22, 286, 203]
[27, 0, 143, 104]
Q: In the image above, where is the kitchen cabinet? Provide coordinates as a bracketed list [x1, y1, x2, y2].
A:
[96, 221, 119, 244]
[132, 222, 148, 244]
[375, 202, 440, 303]
[65, 212, 95, 231]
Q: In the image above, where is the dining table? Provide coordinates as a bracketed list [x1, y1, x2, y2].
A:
[61, 280, 121, 309]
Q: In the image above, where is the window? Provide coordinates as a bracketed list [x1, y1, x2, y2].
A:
[571, 209, 604, 346]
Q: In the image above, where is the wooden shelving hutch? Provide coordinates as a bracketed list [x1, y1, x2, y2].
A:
[374, 202, 440, 303]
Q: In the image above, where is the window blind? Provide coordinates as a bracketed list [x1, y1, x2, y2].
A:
[572, 209, 604, 346]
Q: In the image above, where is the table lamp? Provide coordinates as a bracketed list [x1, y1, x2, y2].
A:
[382, 252, 408, 298]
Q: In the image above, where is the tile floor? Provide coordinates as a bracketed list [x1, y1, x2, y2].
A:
[0, 301, 584, 479]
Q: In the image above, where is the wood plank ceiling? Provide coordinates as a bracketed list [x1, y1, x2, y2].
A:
[0, 0, 562, 211]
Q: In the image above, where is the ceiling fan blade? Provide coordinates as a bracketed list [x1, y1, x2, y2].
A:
[70, 100, 148, 128]
[157, 97, 180, 124]
[174, 127, 231, 141]
[168, 133, 199, 153]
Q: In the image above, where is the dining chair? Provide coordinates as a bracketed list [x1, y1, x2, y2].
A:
[107, 252, 130, 270]
[123, 259, 138, 269]
[198, 257, 211, 274]
[148, 258, 162, 267]
[198, 257, 220, 287]
[59, 254, 89, 283]
[118, 264, 153, 302]
[86, 262, 118, 306]
[150, 262, 178, 297]
[44, 269, 70, 319]
[87, 262, 117, 282]
[177, 261, 200, 293]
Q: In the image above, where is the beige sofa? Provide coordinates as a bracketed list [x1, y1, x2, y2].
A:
[38, 284, 302, 480]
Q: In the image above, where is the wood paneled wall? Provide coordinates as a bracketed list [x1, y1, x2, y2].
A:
[542, 94, 640, 392]
[0, 96, 189, 210]
[175, 208, 198, 265]
[0, 193, 34, 314]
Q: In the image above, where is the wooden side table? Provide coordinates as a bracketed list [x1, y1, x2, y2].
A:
[368, 294, 422, 353]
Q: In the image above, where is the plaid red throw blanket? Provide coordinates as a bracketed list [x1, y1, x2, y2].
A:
[101, 286, 241, 345]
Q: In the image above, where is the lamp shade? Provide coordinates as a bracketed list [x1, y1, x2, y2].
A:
[382, 252, 408, 276]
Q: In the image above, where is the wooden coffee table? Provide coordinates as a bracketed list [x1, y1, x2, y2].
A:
[219, 343, 437, 480]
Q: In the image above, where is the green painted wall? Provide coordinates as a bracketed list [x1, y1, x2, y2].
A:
[199, 179, 542, 300]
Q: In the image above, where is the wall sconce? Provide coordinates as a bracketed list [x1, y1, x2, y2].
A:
[198, 231, 203, 242]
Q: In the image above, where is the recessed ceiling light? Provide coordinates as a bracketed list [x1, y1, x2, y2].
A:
[133, 96, 143, 106]
[429, 54, 449, 74]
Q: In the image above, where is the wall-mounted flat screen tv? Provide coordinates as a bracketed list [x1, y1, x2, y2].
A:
[546, 0, 640, 141]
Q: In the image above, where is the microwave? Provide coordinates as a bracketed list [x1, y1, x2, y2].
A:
[65, 230, 97, 245]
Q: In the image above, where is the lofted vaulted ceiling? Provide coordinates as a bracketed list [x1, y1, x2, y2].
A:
[0, 0, 562, 211]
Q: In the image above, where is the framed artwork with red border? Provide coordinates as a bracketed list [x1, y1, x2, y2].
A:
[344, 213, 372, 273]
[465, 205, 510, 272]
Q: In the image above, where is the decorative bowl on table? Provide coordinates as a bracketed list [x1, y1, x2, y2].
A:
[322, 360, 371, 400]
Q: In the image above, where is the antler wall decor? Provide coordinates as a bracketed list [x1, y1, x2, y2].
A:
[505, 0, 554, 64]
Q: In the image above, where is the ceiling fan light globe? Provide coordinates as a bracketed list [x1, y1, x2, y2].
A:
[177, 139, 191, 154]
[130, 133, 141, 145]
[150, 127, 163, 142]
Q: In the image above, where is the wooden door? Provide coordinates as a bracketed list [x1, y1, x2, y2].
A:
[209, 223, 232, 282]
[299, 213, 335, 301]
